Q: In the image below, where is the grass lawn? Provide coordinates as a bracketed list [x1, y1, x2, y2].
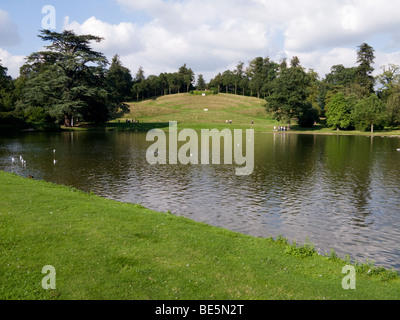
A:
[1, 171, 399, 300]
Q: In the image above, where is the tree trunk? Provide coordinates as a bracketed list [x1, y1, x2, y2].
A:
[371, 122, 374, 134]
[64, 114, 71, 127]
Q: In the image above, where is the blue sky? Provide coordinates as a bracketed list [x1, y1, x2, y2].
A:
[1, 0, 400, 80]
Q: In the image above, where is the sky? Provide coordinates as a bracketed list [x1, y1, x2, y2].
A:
[1, 0, 400, 81]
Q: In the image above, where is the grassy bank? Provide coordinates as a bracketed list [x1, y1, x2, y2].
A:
[0, 171, 399, 300]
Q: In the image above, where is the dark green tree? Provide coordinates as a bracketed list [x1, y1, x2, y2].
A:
[179, 64, 195, 93]
[352, 93, 386, 133]
[196, 74, 206, 91]
[208, 73, 223, 93]
[324, 64, 357, 87]
[106, 54, 133, 101]
[247, 57, 265, 98]
[325, 92, 357, 129]
[19, 30, 124, 126]
[267, 57, 312, 127]
[0, 61, 14, 112]
[355, 43, 376, 96]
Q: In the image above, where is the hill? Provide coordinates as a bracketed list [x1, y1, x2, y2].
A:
[121, 93, 276, 130]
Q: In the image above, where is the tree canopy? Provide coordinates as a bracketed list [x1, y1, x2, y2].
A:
[18, 30, 127, 126]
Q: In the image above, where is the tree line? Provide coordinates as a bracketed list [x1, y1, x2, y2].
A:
[209, 43, 400, 132]
[0, 29, 399, 132]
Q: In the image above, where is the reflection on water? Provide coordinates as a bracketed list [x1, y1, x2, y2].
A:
[1, 131, 400, 270]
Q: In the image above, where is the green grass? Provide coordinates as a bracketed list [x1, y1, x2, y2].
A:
[59, 93, 400, 136]
[1, 171, 399, 300]
[106, 93, 400, 136]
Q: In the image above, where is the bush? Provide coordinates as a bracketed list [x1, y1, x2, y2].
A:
[189, 90, 217, 96]
[297, 105, 320, 128]
[0, 112, 28, 131]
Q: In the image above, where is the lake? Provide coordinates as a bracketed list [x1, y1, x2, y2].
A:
[1, 130, 400, 270]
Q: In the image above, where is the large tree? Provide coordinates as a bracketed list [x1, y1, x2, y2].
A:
[196, 74, 206, 91]
[19, 30, 124, 126]
[178, 64, 195, 93]
[352, 93, 386, 133]
[106, 54, 133, 101]
[0, 60, 14, 112]
[325, 92, 357, 130]
[355, 43, 376, 96]
[266, 57, 312, 127]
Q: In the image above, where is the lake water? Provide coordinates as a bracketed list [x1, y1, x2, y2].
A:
[1, 131, 400, 270]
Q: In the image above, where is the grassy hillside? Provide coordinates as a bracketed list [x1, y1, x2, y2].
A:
[1, 171, 399, 300]
[121, 93, 276, 131]
[106, 93, 400, 135]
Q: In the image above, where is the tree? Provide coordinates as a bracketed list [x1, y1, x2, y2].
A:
[352, 94, 386, 133]
[132, 66, 146, 101]
[385, 89, 400, 127]
[106, 55, 133, 101]
[247, 57, 265, 98]
[19, 30, 123, 126]
[267, 57, 312, 127]
[233, 61, 245, 95]
[355, 43, 376, 95]
[324, 64, 357, 87]
[196, 74, 206, 91]
[376, 64, 400, 93]
[222, 70, 234, 93]
[209, 73, 223, 93]
[179, 64, 195, 92]
[325, 92, 357, 130]
[0, 60, 14, 112]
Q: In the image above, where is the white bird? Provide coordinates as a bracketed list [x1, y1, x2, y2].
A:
[53, 149, 56, 154]
[20, 155, 23, 161]
[11, 157, 15, 163]
[22, 160, 26, 166]
[53, 159, 57, 165]
[397, 148, 400, 151]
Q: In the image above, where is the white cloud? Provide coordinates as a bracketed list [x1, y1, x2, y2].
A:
[283, 0, 400, 52]
[55, 0, 400, 81]
[0, 9, 22, 47]
[63, 16, 144, 55]
[285, 48, 358, 78]
[0, 48, 25, 78]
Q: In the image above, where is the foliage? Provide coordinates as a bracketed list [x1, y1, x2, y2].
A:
[189, 90, 217, 95]
[17, 30, 126, 126]
[266, 57, 312, 126]
[284, 240, 318, 258]
[0, 61, 15, 112]
[385, 91, 400, 127]
[354, 43, 376, 96]
[106, 54, 133, 101]
[297, 104, 320, 127]
[352, 94, 386, 132]
[196, 74, 206, 91]
[325, 92, 357, 129]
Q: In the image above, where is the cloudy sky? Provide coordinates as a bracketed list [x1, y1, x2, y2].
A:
[1, 0, 400, 81]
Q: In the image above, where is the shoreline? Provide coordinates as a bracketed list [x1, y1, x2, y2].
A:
[1, 170, 399, 300]
[20, 122, 400, 138]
